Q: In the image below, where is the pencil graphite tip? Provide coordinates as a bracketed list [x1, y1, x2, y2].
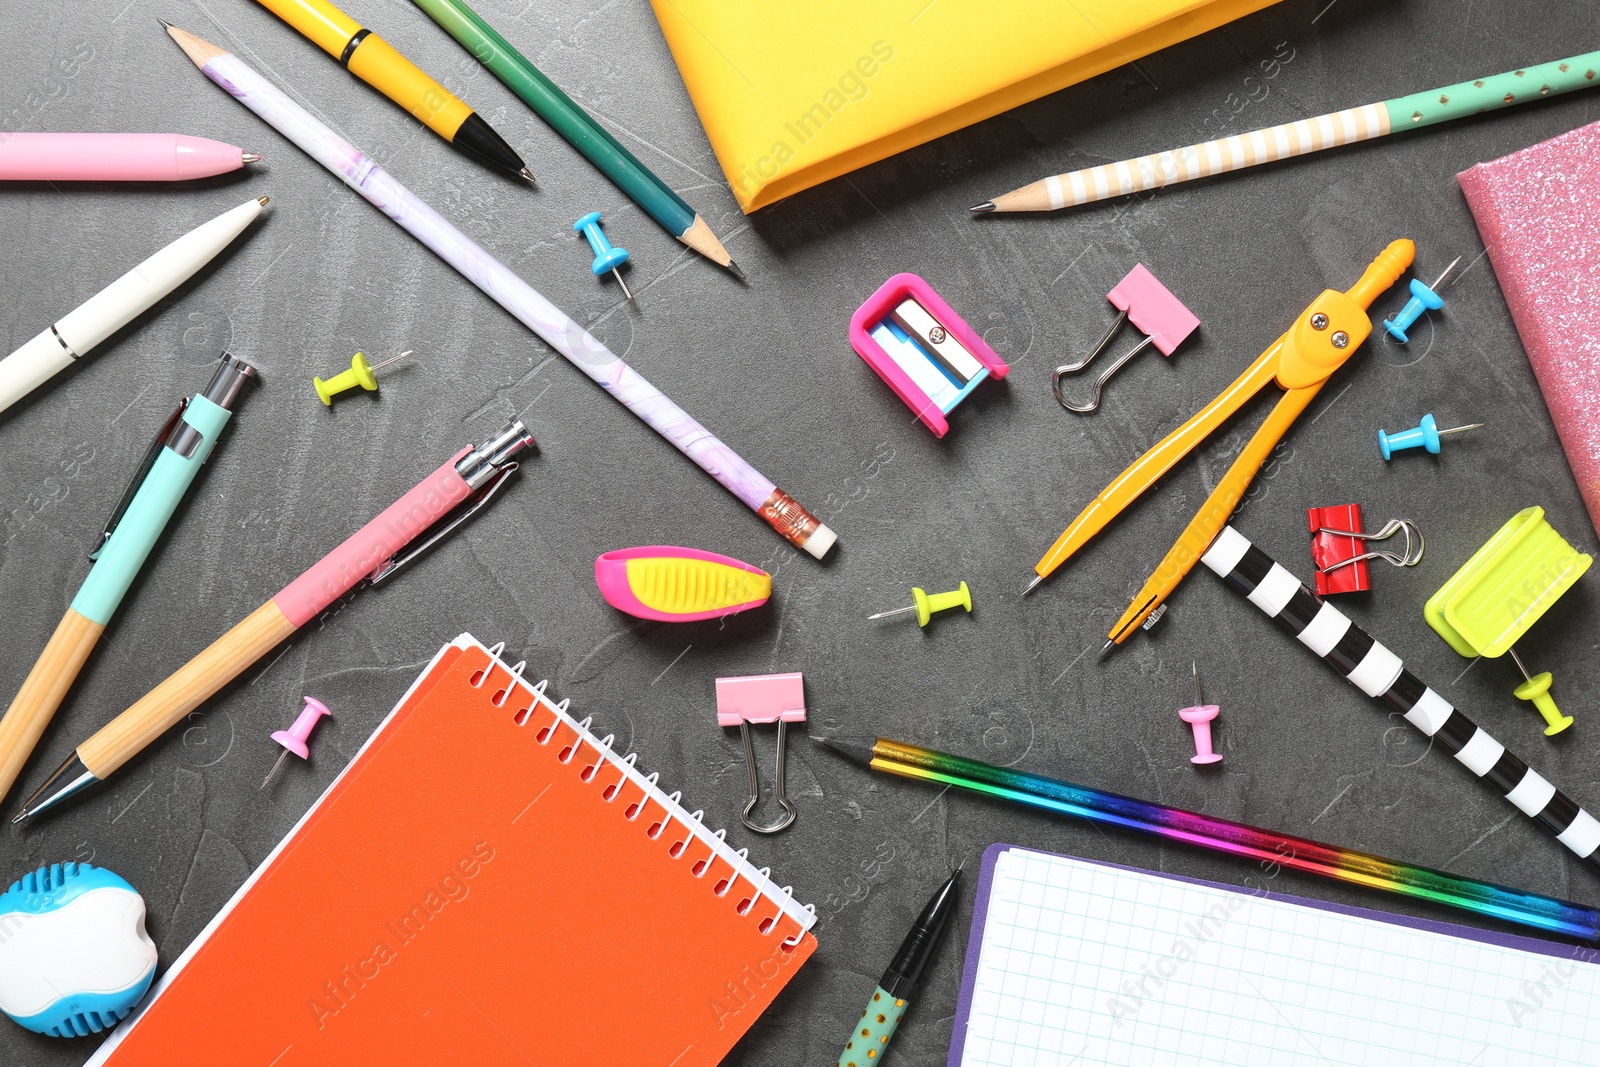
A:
[1096, 637, 1117, 660]
[156, 16, 174, 28]
[1021, 573, 1045, 597]
[810, 735, 876, 768]
[970, 201, 996, 214]
[724, 260, 747, 283]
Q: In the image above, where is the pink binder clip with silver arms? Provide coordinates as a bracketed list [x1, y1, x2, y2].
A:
[1054, 264, 1200, 413]
[716, 672, 806, 834]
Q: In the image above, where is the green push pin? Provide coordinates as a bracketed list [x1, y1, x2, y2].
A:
[313, 350, 411, 406]
[868, 581, 972, 627]
[1509, 648, 1574, 736]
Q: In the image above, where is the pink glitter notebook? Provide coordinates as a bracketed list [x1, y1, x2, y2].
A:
[1459, 122, 1600, 537]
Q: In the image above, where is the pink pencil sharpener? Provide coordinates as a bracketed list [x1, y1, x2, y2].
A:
[849, 273, 1009, 438]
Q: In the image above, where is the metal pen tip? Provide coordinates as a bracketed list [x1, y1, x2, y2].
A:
[724, 260, 746, 282]
[242, 152, 263, 164]
[1021, 573, 1045, 597]
[613, 269, 634, 302]
[518, 167, 536, 184]
[257, 195, 270, 206]
[969, 201, 996, 214]
[10, 808, 27, 824]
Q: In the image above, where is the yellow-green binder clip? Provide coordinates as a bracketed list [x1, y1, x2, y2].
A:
[1425, 507, 1591, 736]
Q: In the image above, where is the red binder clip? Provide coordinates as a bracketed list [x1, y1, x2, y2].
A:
[1307, 504, 1424, 595]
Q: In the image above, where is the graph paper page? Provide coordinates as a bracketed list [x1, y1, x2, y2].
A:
[955, 848, 1599, 1066]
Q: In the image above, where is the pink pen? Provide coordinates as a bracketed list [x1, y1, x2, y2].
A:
[14, 420, 536, 821]
[0, 132, 261, 182]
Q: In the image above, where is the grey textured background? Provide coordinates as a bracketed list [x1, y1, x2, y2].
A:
[2, 0, 1599, 1063]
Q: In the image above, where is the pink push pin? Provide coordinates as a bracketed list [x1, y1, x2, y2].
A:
[261, 697, 332, 790]
[1178, 662, 1222, 765]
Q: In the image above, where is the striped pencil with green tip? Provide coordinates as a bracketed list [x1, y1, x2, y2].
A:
[409, 0, 742, 277]
[974, 50, 1600, 214]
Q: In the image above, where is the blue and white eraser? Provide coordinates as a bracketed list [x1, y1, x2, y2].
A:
[0, 863, 157, 1037]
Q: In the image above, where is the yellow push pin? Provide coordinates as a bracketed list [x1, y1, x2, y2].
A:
[1509, 649, 1574, 736]
[313, 350, 411, 406]
[1425, 506, 1590, 738]
[869, 581, 972, 627]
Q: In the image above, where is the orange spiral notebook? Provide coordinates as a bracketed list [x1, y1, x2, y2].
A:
[88, 635, 818, 1066]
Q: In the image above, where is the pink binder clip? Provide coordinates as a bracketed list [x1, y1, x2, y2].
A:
[716, 673, 805, 834]
[849, 273, 1010, 438]
[1053, 264, 1200, 413]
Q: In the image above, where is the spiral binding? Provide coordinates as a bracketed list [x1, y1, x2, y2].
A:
[470, 640, 817, 942]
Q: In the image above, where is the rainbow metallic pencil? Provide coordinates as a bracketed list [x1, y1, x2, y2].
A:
[814, 736, 1600, 942]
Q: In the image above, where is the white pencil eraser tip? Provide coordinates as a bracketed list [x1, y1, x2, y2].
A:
[802, 524, 837, 560]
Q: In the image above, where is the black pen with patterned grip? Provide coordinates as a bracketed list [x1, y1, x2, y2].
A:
[836, 866, 962, 1067]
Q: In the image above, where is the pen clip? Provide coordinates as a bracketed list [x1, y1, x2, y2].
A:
[90, 399, 188, 560]
[367, 463, 520, 586]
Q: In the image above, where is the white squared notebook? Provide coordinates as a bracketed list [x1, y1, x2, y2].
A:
[949, 845, 1600, 1066]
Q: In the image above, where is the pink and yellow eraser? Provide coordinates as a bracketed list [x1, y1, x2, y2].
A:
[715, 673, 805, 727]
[594, 546, 771, 623]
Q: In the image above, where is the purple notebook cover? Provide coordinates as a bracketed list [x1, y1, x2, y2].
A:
[946, 842, 1594, 1066]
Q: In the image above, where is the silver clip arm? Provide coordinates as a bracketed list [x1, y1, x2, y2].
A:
[89, 399, 188, 559]
[368, 463, 520, 586]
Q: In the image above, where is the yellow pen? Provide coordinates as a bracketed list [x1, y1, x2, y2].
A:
[253, 0, 533, 181]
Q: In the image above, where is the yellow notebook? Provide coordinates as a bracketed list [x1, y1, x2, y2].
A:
[648, 0, 1282, 212]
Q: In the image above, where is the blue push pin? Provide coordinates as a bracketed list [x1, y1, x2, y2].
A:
[573, 211, 634, 302]
[1384, 256, 1461, 343]
[1378, 413, 1483, 459]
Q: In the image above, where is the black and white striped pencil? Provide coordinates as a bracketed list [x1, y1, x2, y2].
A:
[1202, 526, 1600, 872]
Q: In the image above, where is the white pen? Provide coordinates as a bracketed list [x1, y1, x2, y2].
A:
[0, 196, 268, 414]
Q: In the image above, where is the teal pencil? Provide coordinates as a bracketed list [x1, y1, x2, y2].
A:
[409, 0, 741, 276]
